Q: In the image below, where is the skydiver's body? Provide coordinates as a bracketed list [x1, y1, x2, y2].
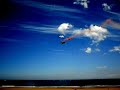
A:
[61, 37, 73, 44]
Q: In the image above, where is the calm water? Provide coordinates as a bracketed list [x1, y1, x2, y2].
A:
[0, 79, 120, 86]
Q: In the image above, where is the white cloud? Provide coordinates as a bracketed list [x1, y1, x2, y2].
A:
[102, 3, 111, 11]
[73, 30, 82, 35]
[21, 24, 58, 34]
[84, 47, 101, 54]
[83, 25, 109, 44]
[59, 35, 64, 38]
[73, 25, 109, 44]
[96, 66, 107, 69]
[95, 48, 101, 52]
[85, 47, 92, 53]
[73, 0, 81, 5]
[80, 2, 88, 9]
[109, 46, 120, 53]
[73, 0, 89, 8]
[57, 23, 73, 35]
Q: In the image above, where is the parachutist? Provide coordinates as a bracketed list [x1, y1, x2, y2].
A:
[61, 41, 65, 44]
[61, 37, 74, 44]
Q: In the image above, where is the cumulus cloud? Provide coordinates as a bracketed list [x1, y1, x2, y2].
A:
[102, 3, 111, 11]
[80, 1, 89, 8]
[73, 25, 109, 44]
[73, 0, 89, 8]
[73, 0, 81, 5]
[59, 35, 64, 38]
[57, 23, 73, 35]
[109, 46, 120, 53]
[84, 47, 100, 54]
[83, 25, 109, 44]
[85, 47, 92, 53]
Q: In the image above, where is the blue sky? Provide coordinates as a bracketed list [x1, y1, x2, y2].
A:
[0, 0, 120, 80]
